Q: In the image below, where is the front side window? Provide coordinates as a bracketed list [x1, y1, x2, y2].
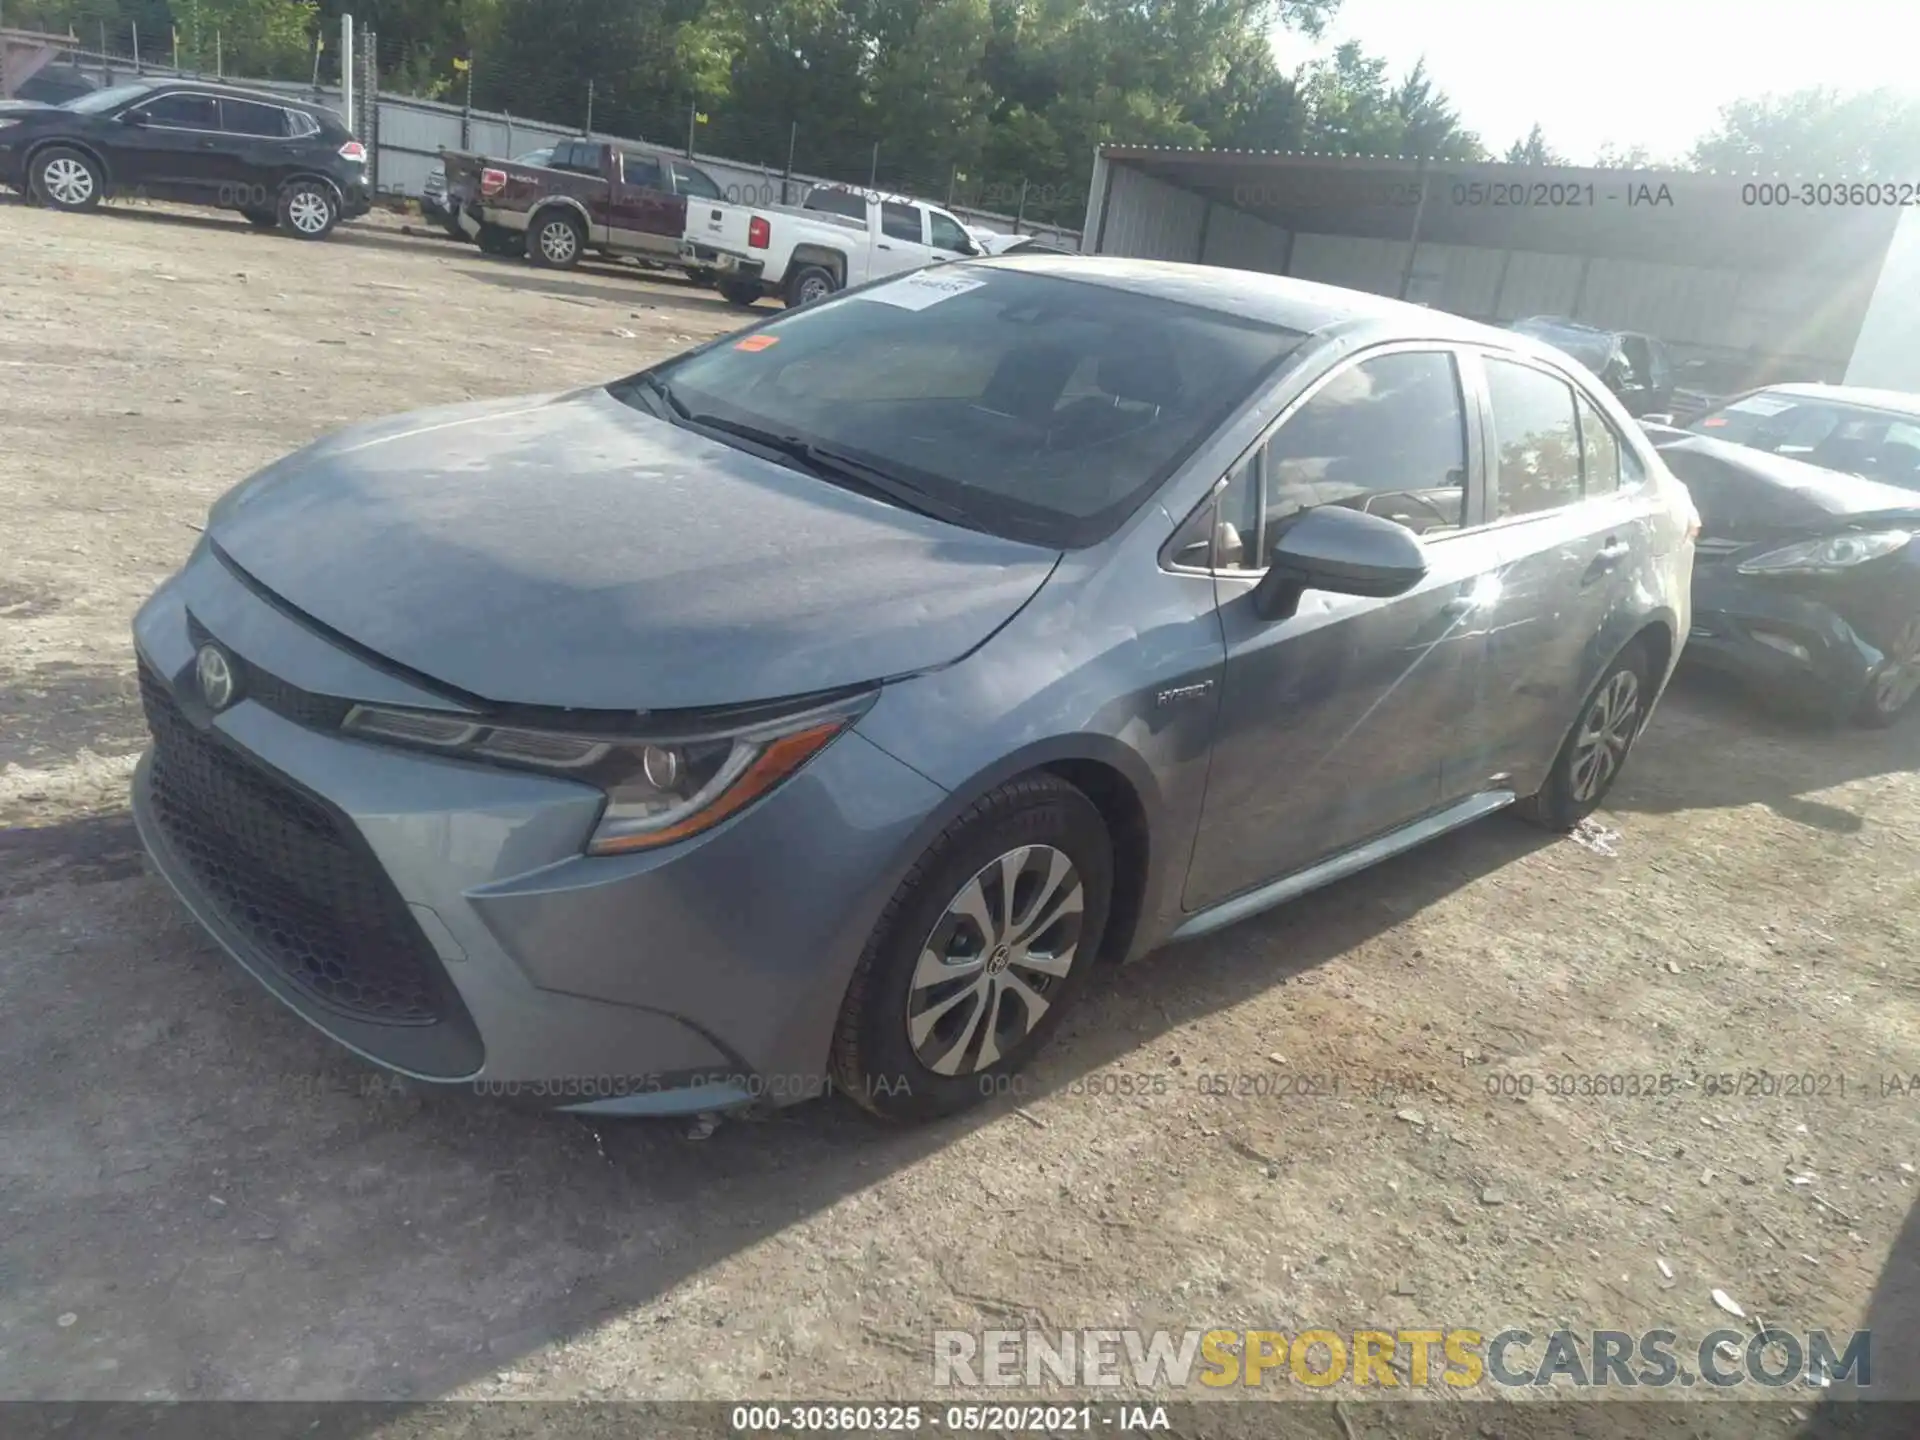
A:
[137, 92, 220, 129]
[617, 267, 1306, 549]
[220, 98, 289, 137]
[1486, 357, 1583, 518]
[929, 212, 972, 253]
[672, 161, 723, 200]
[881, 202, 922, 243]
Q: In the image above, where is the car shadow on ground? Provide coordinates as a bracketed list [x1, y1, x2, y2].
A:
[1609, 668, 1920, 835]
[0, 790, 1551, 1404]
[57, 202, 458, 260]
[455, 263, 768, 320]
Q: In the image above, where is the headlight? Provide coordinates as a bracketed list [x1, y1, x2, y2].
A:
[1736, 530, 1911, 575]
[342, 690, 874, 854]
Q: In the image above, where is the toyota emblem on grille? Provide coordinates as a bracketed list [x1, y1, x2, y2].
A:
[195, 643, 237, 711]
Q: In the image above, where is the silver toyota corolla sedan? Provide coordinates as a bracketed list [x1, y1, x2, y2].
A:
[131, 256, 1696, 1122]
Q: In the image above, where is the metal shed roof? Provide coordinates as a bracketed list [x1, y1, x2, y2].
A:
[1094, 146, 1902, 271]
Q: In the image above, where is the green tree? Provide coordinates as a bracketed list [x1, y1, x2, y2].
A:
[1504, 122, 1562, 166]
[1690, 86, 1920, 176]
[1591, 141, 1656, 168]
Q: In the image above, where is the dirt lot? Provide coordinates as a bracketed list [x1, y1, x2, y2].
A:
[1, 197, 1916, 1421]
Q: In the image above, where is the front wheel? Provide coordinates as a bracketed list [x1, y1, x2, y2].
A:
[278, 181, 339, 240]
[1515, 642, 1652, 831]
[529, 211, 584, 269]
[32, 146, 104, 211]
[831, 774, 1112, 1124]
[1858, 614, 1920, 727]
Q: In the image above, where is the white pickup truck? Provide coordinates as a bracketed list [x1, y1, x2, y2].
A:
[686, 184, 985, 308]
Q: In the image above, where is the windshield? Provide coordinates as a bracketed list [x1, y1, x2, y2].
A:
[1687, 391, 1920, 489]
[61, 82, 155, 114]
[613, 266, 1305, 548]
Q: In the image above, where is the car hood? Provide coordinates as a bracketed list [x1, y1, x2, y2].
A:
[207, 388, 1060, 711]
[1654, 433, 1920, 543]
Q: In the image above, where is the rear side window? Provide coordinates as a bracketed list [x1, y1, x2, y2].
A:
[552, 142, 602, 175]
[1486, 358, 1583, 518]
[285, 109, 322, 139]
[621, 151, 665, 190]
[805, 188, 868, 220]
[881, 202, 922, 243]
[137, 93, 219, 129]
[220, 98, 289, 137]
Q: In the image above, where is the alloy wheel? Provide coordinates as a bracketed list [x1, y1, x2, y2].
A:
[1569, 669, 1642, 803]
[905, 844, 1085, 1076]
[287, 190, 332, 234]
[42, 156, 94, 207]
[1870, 616, 1920, 717]
[798, 274, 831, 304]
[539, 220, 578, 264]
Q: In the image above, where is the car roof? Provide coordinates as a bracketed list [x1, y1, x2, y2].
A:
[1748, 382, 1920, 419]
[140, 80, 339, 116]
[968, 254, 1537, 346]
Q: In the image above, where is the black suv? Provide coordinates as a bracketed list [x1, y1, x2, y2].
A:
[0, 80, 370, 240]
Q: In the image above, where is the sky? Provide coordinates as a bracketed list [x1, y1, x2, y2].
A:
[1269, 0, 1914, 163]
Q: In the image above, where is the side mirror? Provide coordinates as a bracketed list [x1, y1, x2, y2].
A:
[1250, 505, 1429, 620]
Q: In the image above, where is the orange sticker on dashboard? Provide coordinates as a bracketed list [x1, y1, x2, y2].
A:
[734, 334, 780, 352]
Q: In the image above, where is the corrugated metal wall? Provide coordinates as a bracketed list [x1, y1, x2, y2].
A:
[1096, 164, 1207, 260]
[1199, 203, 1290, 272]
[1092, 158, 1884, 373]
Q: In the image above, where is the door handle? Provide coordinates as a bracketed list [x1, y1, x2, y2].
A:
[877, 243, 893, 250]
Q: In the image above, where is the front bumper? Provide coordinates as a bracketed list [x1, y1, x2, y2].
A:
[131, 545, 947, 1114]
[1685, 568, 1891, 713]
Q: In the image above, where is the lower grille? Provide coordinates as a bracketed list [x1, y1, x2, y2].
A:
[139, 661, 448, 1025]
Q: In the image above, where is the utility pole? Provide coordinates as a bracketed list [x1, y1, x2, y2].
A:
[946, 165, 957, 206]
[215, 29, 221, 77]
[1014, 178, 1029, 234]
[869, 142, 878, 190]
[783, 121, 796, 205]
[340, 13, 354, 128]
[584, 77, 594, 136]
[131, 20, 141, 72]
[686, 98, 696, 158]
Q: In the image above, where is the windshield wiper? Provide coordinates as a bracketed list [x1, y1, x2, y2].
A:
[685, 412, 967, 525]
[632, 371, 692, 422]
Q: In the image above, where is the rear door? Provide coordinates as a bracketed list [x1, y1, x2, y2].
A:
[214, 96, 293, 209]
[611, 149, 686, 254]
[1465, 350, 1658, 792]
[115, 90, 224, 198]
[1182, 345, 1504, 910]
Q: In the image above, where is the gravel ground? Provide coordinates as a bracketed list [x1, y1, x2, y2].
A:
[0, 198, 1915, 1424]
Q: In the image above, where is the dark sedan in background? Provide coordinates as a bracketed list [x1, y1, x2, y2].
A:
[1650, 396, 1920, 725]
[0, 79, 369, 238]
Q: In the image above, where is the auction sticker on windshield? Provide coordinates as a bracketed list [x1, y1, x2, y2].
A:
[855, 270, 989, 311]
[1723, 394, 1798, 416]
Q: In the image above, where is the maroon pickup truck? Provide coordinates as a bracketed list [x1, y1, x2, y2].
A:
[443, 139, 743, 278]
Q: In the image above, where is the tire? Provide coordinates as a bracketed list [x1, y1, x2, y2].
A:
[277, 180, 338, 241]
[1514, 640, 1652, 831]
[784, 263, 838, 308]
[241, 207, 278, 230]
[830, 774, 1113, 1124]
[529, 210, 584, 269]
[32, 145, 104, 212]
[717, 278, 763, 308]
[1856, 614, 1920, 727]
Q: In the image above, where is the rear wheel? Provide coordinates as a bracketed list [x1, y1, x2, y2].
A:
[831, 774, 1112, 1124]
[1515, 642, 1652, 831]
[277, 181, 338, 240]
[1858, 614, 1920, 727]
[717, 278, 763, 308]
[32, 146, 103, 211]
[529, 210, 584, 269]
[784, 264, 837, 308]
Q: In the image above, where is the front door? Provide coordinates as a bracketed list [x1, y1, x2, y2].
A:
[1464, 351, 1656, 794]
[1183, 346, 1503, 912]
[928, 208, 975, 262]
[113, 90, 225, 200]
[213, 96, 294, 211]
